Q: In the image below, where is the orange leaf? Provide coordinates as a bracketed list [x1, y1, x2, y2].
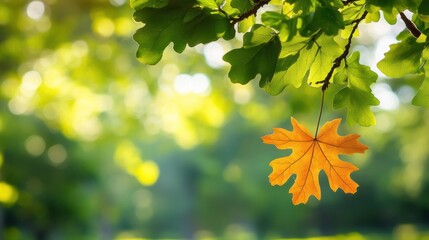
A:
[262, 117, 368, 205]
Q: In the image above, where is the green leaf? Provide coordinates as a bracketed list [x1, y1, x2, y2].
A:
[265, 37, 312, 92]
[265, 54, 300, 95]
[270, 0, 283, 5]
[334, 88, 379, 126]
[223, 25, 281, 86]
[307, 35, 343, 86]
[197, 0, 220, 9]
[317, 0, 343, 8]
[300, 6, 345, 36]
[134, 8, 187, 64]
[367, 0, 421, 16]
[423, 46, 429, 59]
[366, 11, 381, 23]
[221, 0, 253, 17]
[383, 10, 398, 24]
[243, 24, 276, 47]
[264, 34, 342, 94]
[412, 52, 429, 107]
[342, 2, 367, 24]
[133, 5, 234, 64]
[238, 15, 255, 33]
[333, 52, 380, 126]
[130, 0, 168, 10]
[231, 0, 253, 11]
[261, 11, 298, 41]
[289, 0, 316, 13]
[314, 6, 345, 35]
[419, 0, 429, 15]
[183, 8, 235, 47]
[333, 62, 347, 85]
[377, 36, 426, 78]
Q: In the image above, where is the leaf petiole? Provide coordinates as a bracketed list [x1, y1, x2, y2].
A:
[314, 89, 325, 138]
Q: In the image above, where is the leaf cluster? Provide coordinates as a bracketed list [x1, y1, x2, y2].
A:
[132, 0, 429, 126]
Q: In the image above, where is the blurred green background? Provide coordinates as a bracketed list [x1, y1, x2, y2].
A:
[1, 0, 429, 239]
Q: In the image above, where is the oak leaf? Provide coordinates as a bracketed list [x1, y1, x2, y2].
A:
[262, 117, 367, 205]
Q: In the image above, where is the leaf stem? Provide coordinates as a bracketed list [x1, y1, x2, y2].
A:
[231, 0, 271, 25]
[314, 90, 325, 138]
[399, 12, 421, 38]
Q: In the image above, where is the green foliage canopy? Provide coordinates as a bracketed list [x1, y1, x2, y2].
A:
[132, 0, 429, 126]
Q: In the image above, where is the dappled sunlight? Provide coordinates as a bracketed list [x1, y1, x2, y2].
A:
[155, 93, 228, 148]
[203, 42, 230, 68]
[134, 161, 160, 186]
[133, 189, 154, 221]
[93, 16, 115, 38]
[114, 141, 159, 186]
[174, 73, 211, 95]
[232, 83, 254, 104]
[24, 135, 46, 157]
[26, 1, 45, 20]
[372, 83, 399, 111]
[114, 17, 136, 36]
[20, 70, 42, 97]
[0, 182, 19, 205]
[394, 224, 419, 240]
[0, 153, 18, 205]
[240, 102, 271, 124]
[47, 144, 67, 166]
[396, 86, 416, 104]
[373, 112, 394, 133]
[223, 164, 242, 183]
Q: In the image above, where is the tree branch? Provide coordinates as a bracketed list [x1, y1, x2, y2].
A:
[231, 0, 271, 25]
[399, 12, 421, 38]
[342, 0, 357, 6]
[319, 11, 368, 91]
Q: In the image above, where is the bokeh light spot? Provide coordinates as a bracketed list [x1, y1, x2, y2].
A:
[134, 161, 160, 186]
[374, 112, 393, 133]
[233, 84, 253, 104]
[25, 135, 46, 156]
[20, 70, 42, 97]
[72, 40, 89, 57]
[115, 141, 160, 186]
[47, 144, 67, 165]
[93, 17, 115, 37]
[26, 1, 45, 20]
[397, 86, 415, 103]
[115, 17, 136, 36]
[372, 83, 399, 111]
[8, 96, 32, 115]
[223, 164, 242, 183]
[0, 182, 19, 205]
[174, 73, 211, 95]
[109, 0, 126, 7]
[203, 42, 227, 68]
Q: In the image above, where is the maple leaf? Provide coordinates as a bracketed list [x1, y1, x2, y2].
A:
[262, 117, 368, 205]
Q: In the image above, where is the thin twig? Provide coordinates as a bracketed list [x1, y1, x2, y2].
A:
[231, 0, 271, 25]
[342, 0, 357, 6]
[399, 12, 421, 38]
[318, 11, 368, 91]
[218, 6, 229, 18]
